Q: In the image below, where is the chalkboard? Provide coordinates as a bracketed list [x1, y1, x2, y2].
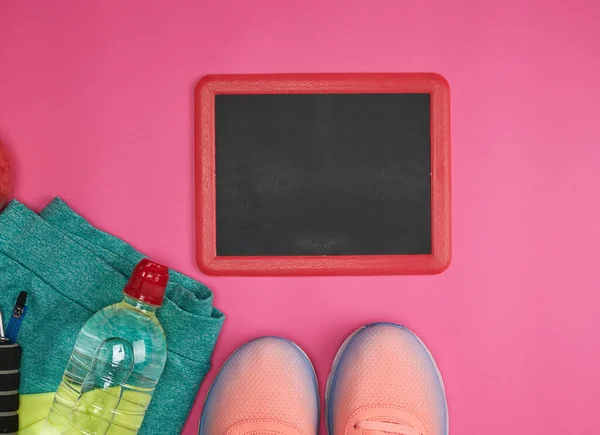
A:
[215, 93, 432, 256]
[195, 74, 451, 276]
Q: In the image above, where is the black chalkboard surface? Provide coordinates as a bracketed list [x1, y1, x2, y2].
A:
[195, 74, 451, 276]
[215, 93, 432, 256]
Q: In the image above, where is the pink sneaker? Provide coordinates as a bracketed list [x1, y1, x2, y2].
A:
[326, 323, 448, 435]
[200, 337, 319, 435]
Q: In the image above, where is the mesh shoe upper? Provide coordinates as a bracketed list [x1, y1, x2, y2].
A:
[327, 324, 448, 435]
[201, 337, 319, 435]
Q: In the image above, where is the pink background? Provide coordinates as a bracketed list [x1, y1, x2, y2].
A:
[1, 0, 599, 433]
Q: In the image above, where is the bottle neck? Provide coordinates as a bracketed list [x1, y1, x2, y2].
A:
[123, 294, 158, 313]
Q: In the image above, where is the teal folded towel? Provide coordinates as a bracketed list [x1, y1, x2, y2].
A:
[0, 198, 224, 433]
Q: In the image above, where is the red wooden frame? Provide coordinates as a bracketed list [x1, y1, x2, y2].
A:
[195, 73, 451, 276]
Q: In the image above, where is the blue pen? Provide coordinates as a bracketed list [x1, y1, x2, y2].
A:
[6, 291, 27, 343]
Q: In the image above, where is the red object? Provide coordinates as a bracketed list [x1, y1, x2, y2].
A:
[195, 73, 451, 276]
[124, 259, 169, 306]
[0, 143, 11, 210]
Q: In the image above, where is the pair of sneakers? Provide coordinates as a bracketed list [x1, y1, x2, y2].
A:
[200, 323, 448, 435]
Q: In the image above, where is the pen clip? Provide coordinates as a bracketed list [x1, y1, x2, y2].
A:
[0, 308, 5, 340]
[6, 291, 27, 343]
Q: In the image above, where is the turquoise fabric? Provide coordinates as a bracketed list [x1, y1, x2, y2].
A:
[0, 198, 224, 434]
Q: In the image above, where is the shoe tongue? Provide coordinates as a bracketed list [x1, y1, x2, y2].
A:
[227, 420, 306, 435]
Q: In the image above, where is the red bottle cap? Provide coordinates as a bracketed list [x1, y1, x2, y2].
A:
[124, 259, 169, 306]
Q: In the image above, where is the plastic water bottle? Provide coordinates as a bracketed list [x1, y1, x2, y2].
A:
[43, 259, 169, 435]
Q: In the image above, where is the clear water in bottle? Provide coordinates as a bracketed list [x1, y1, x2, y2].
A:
[43, 259, 169, 435]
